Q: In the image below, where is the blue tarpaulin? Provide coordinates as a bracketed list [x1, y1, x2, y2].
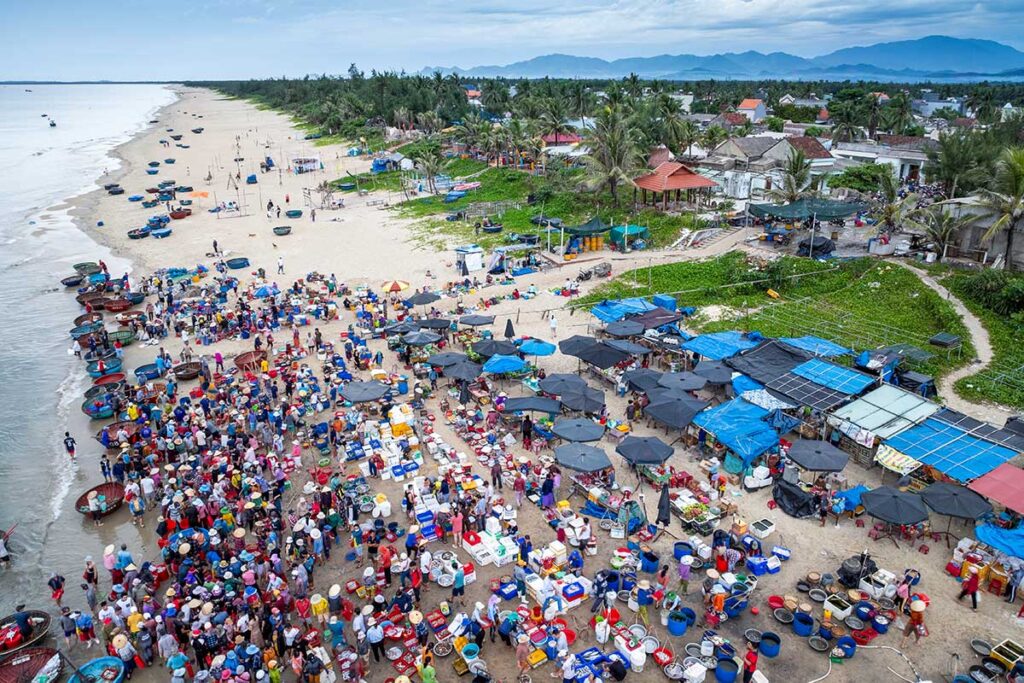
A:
[693, 398, 779, 464]
[482, 354, 527, 374]
[832, 484, 869, 512]
[590, 297, 656, 323]
[792, 358, 875, 395]
[884, 417, 1018, 483]
[975, 524, 1024, 559]
[681, 331, 760, 361]
[732, 374, 763, 395]
[782, 336, 852, 357]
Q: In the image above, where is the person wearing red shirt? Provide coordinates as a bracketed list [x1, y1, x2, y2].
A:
[410, 566, 423, 605]
[743, 641, 759, 683]
[958, 566, 980, 610]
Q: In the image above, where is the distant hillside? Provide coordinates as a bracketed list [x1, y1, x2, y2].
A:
[421, 35, 1024, 82]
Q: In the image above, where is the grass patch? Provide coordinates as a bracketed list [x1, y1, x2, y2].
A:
[444, 157, 489, 178]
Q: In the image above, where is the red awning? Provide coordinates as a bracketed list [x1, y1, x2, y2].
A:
[634, 162, 716, 193]
[969, 463, 1024, 514]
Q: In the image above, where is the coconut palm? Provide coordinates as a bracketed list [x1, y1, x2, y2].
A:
[701, 125, 727, 154]
[863, 93, 882, 140]
[907, 206, 973, 261]
[883, 93, 914, 135]
[873, 170, 918, 234]
[581, 106, 640, 206]
[677, 119, 700, 158]
[769, 150, 814, 204]
[392, 106, 412, 131]
[415, 151, 444, 194]
[416, 111, 444, 135]
[975, 147, 1024, 270]
[539, 98, 573, 146]
[830, 102, 863, 143]
[568, 82, 594, 128]
[453, 112, 485, 152]
[925, 131, 993, 198]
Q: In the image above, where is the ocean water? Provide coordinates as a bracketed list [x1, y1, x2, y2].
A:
[0, 84, 176, 611]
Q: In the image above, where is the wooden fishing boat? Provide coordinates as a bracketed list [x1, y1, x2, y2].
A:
[179, 199, 192, 206]
[84, 384, 117, 402]
[108, 188, 124, 196]
[82, 398, 115, 420]
[74, 312, 103, 326]
[0, 647, 62, 683]
[172, 361, 202, 381]
[175, 185, 193, 193]
[147, 161, 160, 167]
[285, 209, 303, 219]
[107, 330, 135, 346]
[169, 209, 192, 220]
[0, 611, 52, 658]
[93, 372, 126, 387]
[82, 347, 116, 363]
[134, 363, 162, 381]
[234, 350, 266, 373]
[73, 262, 101, 275]
[74, 483, 125, 517]
[145, 169, 158, 176]
[86, 358, 122, 378]
[127, 228, 150, 240]
[145, 187, 160, 194]
[138, 381, 169, 403]
[225, 257, 250, 270]
[70, 321, 103, 338]
[114, 311, 145, 326]
[272, 226, 291, 236]
[164, 158, 176, 164]
[141, 200, 159, 208]
[75, 291, 105, 306]
[61, 275, 85, 287]
[104, 298, 132, 312]
[87, 297, 112, 311]
[150, 227, 172, 239]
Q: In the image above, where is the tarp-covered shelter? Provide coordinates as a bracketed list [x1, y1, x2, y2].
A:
[589, 297, 656, 323]
[932, 409, 1024, 453]
[693, 398, 779, 466]
[882, 417, 1020, 483]
[726, 340, 814, 384]
[772, 479, 816, 518]
[791, 358, 875, 395]
[681, 330, 760, 360]
[781, 336, 851, 357]
[632, 306, 683, 330]
[969, 464, 1024, 515]
[974, 524, 1024, 559]
[564, 217, 611, 236]
[748, 198, 868, 221]
[609, 224, 650, 248]
[829, 384, 939, 444]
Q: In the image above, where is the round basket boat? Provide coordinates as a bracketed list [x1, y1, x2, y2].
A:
[125, 292, 145, 305]
[93, 372, 126, 387]
[61, 275, 85, 287]
[0, 646, 63, 683]
[73, 262, 101, 275]
[134, 363, 162, 381]
[87, 297, 113, 311]
[83, 347, 117, 363]
[74, 312, 103, 326]
[74, 482, 125, 516]
[87, 358, 122, 378]
[115, 311, 146, 326]
[151, 227, 172, 239]
[169, 210, 191, 220]
[75, 291, 106, 306]
[107, 330, 136, 346]
[81, 399, 115, 420]
[0, 612, 52, 659]
[285, 209, 303, 219]
[234, 350, 266, 373]
[104, 298, 132, 313]
[127, 228, 150, 240]
[273, 226, 292, 236]
[225, 257, 250, 270]
[96, 421, 139, 445]
[172, 361, 202, 381]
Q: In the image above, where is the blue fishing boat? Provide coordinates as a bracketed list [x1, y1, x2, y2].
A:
[88, 272, 109, 285]
[158, 193, 174, 202]
[164, 158, 176, 164]
[67, 656, 125, 683]
[176, 185, 193, 193]
[134, 363, 162, 381]
[127, 228, 150, 240]
[141, 200, 158, 208]
[71, 321, 104, 339]
[147, 161, 160, 167]
[108, 187, 124, 196]
[145, 169, 158, 175]
[285, 209, 303, 219]
[444, 191, 467, 203]
[125, 292, 145, 305]
[150, 227, 172, 239]
[128, 195, 144, 202]
[225, 257, 250, 270]
[82, 398, 115, 420]
[87, 358, 123, 378]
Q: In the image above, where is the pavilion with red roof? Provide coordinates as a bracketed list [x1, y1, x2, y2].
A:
[632, 161, 717, 209]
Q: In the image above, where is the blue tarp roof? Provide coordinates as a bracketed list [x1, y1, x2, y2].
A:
[589, 297, 656, 323]
[884, 417, 1018, 482]
[681, 331, 760, 361]
[833, 484, 869, 511]
[693, 398, 779, 464]
[732, 374, 763, 395]
[792, 358, 874, 395]
[975, 523, 1024, 559]
[782, 336, 852, 358]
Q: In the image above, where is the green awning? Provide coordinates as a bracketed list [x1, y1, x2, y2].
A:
[565, 217, 611, 236]
[748, 199, 868, 221]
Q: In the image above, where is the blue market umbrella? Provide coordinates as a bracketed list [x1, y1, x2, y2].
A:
[402, 331, 442, 346]
[538, 374, 587, 395]
[459, 314, 494, 327]
[504, 396, 561, 413]
[658, 372, 707, 392]
[605, 320, 644, 337]
[426, 352, 468, 367]
[559, 385, 605, 413]
[473, 339, 518, 357]
[446, 361, 482, 382]
[482, 354, 526, 374]
[551, 418, 605, 442]
[616, 435, 674, 465]
[519, 338, 557, 357]
[341, 381, 389, 403]
[554, 443, 612, 473]
[623, 368, 663, 393]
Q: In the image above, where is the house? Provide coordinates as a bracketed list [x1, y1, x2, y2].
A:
[1002, 103, 1023, 122]
[912, 90, 965, 117]
[868, 92, 891, 104]
[708, 112, 751, 130]
[705, 137, 779, 170]
[737, 98, 767, 123]
[669, 92, 694, 113]
[942, 196, 1022, 268]
[699, 136, 832, 199]
[831, 136, 937, 183]
[777, 136, 833, 169]
[541, 132, 583, 146]
[779, 94, 828, 108]
[463, 84, 482, 108]
[952, 117, 977, 129]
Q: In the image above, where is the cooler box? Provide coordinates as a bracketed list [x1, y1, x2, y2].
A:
[772, 546, 791, 561]
[563, 582, 585, 602]
[746, 556, 769, 576]
[765, 556, 782, 574]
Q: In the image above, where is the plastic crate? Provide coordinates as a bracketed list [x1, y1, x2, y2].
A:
[563, 582, 585, 601]
[497, 584, 519, 600]
[772, 545, 791, 561]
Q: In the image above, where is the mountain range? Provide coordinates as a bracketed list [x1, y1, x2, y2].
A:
[421, 36, 1024, 82]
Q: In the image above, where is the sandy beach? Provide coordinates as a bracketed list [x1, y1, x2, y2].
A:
[43, 86, 1022, 683]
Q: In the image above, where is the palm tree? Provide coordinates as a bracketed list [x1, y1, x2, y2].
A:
[701, 125, 727, 154]
[883, 93, 914, 135]
[863, 93, 882, 140]
[539, 98, 572, 146]
[873, 170, 918, 234]
[416, 111, 444, 135]
[415, 151, 444, 194]
[568, 82, 594, 128]
[392, 106, 412, 131]
[830, 102, 863, 143]
[770, 150, 813, 203]
[925, 131, 993, 198]
[677, 119, 700, 158]
[975, 147, 1024, 270]
[907, 206, 973, 261]
[623, 73, 643, 100]
[965, 88, 996, 124]
[733, 120, 754, 138]
[581, 105, 640, 206]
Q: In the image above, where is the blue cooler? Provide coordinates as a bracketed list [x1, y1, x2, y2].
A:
[397, 375, 409, 394]
[746, 557, 769, 576]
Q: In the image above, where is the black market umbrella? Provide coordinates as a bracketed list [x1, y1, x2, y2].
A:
[657, 483, 672, 526]
[645, 396, 708, 429]
[459, 314, 494, 327]
[920, 482, 993, 520]
[406, 291, 441, 307]
[606, 320, 644, 337]
[458, 382, 472, 405]
[504, 319, 516, 340]
[694, 360, 733, 385]
[577, 343, 630, 369]
[341, 380, 389, 403]
[645, 387, 691, 404]
[402, 331, 442, 346]
[861, 486, 929, 525]
[559, 335, 598, 357]
[426, 352, 468, 367]
[415, 317, 452, 330]
[787, 439, 850, 473]
[559, 385, 605, 413]
[504, 396, 561, 413]
[605, 339, 651, 356]
[538, 374, 587, 395]
[624, 368, 663, 393]
[552, 418, 605, 442]
[472, 339, 518, 357]
[658, 372, 707, 392]
[616, 435, 674, 465]
[446, 361, 482, 382]
[554, 443, 612, 473]
[384, 320, 418, 335]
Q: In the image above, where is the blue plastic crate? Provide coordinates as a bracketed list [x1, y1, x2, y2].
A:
[497, 584, 519, 600]
[562, 582, 585, 601]
[578, 648, 605, 665]
[416, 511, 434, 524]
[746, 556, 769, 576]
[403, 461, 420, 473]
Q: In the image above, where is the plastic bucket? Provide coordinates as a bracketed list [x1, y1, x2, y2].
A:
[871, 615, 890, 634]
[714, 657, 739, 683]
[674, 542, 694, 560]
[854, 602, 873, 621]
[759, 632, 781, 658]
[462, 643, 479, 661]
[680, 608, 696, 626]
[606, 570, 620, 592]
[641, 551, 660, 573]
[818, 623, 833, 640]
[793, 612, 814, 637]
[660, 610, 671, 626]
[836, 636, 856, 658]
[667, 611, 689, 638]
[716, 643, 736, 661]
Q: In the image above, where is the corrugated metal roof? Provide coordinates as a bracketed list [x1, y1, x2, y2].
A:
[830, 384, 938, 439]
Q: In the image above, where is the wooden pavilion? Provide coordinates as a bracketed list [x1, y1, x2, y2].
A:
[633, 162, 717, 210]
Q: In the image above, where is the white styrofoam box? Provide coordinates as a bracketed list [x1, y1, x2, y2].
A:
[485, 517, 502, 535]
[721, 572, 738, 588]
[493, 552, 516, 567]
[751, 518, 776, 540]
[358, 461, 371, 478]
[549, 541, 567, 561]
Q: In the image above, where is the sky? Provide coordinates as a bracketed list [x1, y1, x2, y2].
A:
[1, 0, 1023, 80]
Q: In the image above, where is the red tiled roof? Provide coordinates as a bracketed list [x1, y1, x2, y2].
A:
[818, 107, 830, 121]
[723, 113, 747, 126]
[738, 99, 763, 110]
[542, 132, 582, 145]
[785, 135, 832, 159]
[634, 162, 717, 193]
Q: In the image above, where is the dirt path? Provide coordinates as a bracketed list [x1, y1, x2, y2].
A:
[896, 262, 1012, 421]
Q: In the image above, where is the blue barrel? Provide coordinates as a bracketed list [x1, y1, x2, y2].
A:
[837, 636, 856, 658]
[716, 643, 736, 661]
[855, 602, 873, 621]
[818, 623, 833, 640]
[793, 612, 814, 637]
[714, 657, 739, 683]
[674, 542, 693, 560]
[606, 571, 620, 592]
[620, 573, 637, 592]
[640, 551, 660, 573]
[759, 632, 781, 658]
[871, 615, 890, 634]
[680, 608, 696, 626]
[397, 375, 408, 394]
[241, 329, 250, 340]
[667, 611, 689, 637]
